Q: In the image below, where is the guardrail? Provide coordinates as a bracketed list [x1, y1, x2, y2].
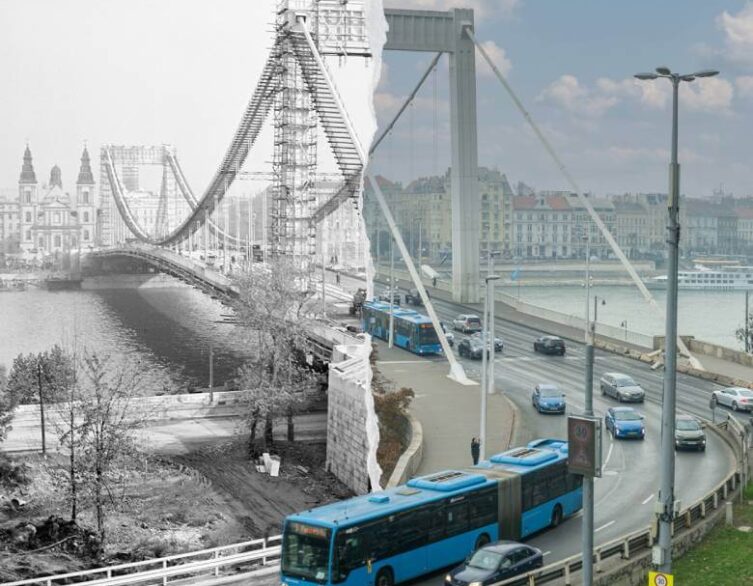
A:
[1, 535, 282, 586]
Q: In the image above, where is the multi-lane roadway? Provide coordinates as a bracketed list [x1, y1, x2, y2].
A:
[374, 290, 741, 585]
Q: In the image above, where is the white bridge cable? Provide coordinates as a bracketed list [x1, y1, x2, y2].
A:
[466, 27, 700, 369]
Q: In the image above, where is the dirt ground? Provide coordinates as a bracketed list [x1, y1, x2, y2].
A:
[0, 438, 352, 582]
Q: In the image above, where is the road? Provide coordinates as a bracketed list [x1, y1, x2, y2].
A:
[376, 291, 740, 586]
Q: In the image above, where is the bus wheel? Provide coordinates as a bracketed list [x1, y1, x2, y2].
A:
[376, 568, 394, 586]
[474, 533, 490, 551]
[550, 504, 563, 528]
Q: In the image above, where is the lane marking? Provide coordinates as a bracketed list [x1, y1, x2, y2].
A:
[595, 520, 615, 533]
[543, 551, 551, 557]
[642, 494, 654, 505]
[604, 441, 614, 468]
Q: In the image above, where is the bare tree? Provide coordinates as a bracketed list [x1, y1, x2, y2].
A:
[0, 364, 14, 444]
[232, 260, 321, 454]
[73, 353, 147, 543]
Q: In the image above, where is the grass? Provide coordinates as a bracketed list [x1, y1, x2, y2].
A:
[672, 482, 753, 585]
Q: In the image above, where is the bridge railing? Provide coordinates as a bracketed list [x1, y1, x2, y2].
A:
[1, 535, 282, 586]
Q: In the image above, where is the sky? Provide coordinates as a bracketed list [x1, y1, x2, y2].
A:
[1, 1, 752, 200]
[376, 0, 753, 198]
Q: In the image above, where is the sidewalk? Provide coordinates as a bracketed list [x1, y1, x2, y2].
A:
[373, 341, 518, 476]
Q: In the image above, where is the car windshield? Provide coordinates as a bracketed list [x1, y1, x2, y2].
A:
[739, 390, 753, 398]
[539, 387, 561, 397]
[281, 522, 331, 584]
[468, 549, 504, 571]
[614, 411, 641, 421]
[616, 377, 637, 387]
[676, 419, 701, 431]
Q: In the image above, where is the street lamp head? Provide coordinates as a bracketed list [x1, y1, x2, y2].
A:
[692, 69, 719, 78]
[680, 75, 696, 82]
[485, 275, 500, 283]
[656, 66, 672, 75]
[635, 72, 659, 80]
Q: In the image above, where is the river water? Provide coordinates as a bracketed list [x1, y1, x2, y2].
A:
[0, 286, 248, 392]
[504, 284, 749, 350]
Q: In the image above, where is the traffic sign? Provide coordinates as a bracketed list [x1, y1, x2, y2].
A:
[648, 571, 673, 586]
[567, 415, 602, 477]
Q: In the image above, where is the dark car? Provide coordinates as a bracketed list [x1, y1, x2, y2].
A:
[458, 337, 487, 360]
[405, 289, 424, 306]
[440, 322, 455, 347]
[533, 335, 566, 356]
[675, 414, 706, 451]
[471, 332, 504, 352]
[605, 406, 645, 440]
[377, 290, 401, 305]
[445, 541, 543, 586]
[600, 372, 645, 403]
[532, 384, 566, 414]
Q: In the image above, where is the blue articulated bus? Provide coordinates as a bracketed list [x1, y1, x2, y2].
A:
[361, 300, 441, 355]
[280, 439, 582, 586]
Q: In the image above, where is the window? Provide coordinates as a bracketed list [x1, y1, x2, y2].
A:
[396, 319, 412, 339]
[54, 235, 61, 248]
[83, 191, 90, 204]
[39, 236, 44, 248]
[83, 211, 90, 223]
[25, 230, 31, 241]
[25, 211, 31, 222]
[54, 212, 61, 224]
[445, 497, 469, 538]
[469, 487, 497, 529]
[25, 190, 31, 203]
[84, 229, 90, 241]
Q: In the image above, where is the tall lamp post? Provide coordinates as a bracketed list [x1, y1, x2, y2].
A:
[635, 66, 719, 574]
[479, 273, 500, 461]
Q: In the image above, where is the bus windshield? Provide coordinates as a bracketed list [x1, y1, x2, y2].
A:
[281, 522, 331, 584]
[418, 324, 439, 345]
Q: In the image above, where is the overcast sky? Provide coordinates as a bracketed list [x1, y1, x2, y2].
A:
[2, 0, 752, 200]
[377, 0, 753, 198]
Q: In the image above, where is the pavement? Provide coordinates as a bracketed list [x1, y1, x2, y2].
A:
[373, 342, 518, 476]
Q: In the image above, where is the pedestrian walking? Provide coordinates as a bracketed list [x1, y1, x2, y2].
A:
[336, 273, 341, 285]
[471, 437, 481, 465]
[432, 277, 437, 288]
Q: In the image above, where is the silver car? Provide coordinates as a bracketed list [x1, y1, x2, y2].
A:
[600, 372, 645, 403]
[711, 387, 753, 412]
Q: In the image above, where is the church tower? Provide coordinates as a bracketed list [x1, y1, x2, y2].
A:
[76, 146, 96, 247]
[18, 145, 38, 252]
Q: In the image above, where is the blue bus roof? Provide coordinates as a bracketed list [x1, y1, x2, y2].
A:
[476, 439, 569, 475]
[286, 470, 496, 530]
[363, 301, 433, 325]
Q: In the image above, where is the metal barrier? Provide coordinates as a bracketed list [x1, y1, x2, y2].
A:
[1, 536, 282, 586]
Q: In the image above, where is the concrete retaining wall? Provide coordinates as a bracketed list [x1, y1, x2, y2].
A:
[325, 340, 381, 495]
[82, 274, 192, 289]
[687, 337, 753, 368]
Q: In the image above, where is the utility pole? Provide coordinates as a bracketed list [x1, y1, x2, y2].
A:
[208, 343, 214, 404]
[746, 290, 750, 353]
[480, 278, 489, 460]
[36, 361, 47, 455]
[322, 250, 327, 318]
[388, 238, 395, 348]
[582, 233, 594, 586]
[487, 251, 500, 396]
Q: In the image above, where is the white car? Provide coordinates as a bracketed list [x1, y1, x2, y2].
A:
[711, 387, 753, 412]
[452, 314, 482, 333]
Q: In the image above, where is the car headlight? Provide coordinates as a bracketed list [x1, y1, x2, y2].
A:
[469, 582, 483, 586]
[444, 575, 452, 584]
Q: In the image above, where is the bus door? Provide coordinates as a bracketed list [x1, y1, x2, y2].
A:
[497, 475, 522, 540]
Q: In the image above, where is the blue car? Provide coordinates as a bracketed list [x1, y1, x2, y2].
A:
[605, 407, 645, 440]
[532, 384, 566, 414]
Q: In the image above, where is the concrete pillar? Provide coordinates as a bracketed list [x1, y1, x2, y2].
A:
[725, 501, 734, 526]
[449, 9, 480, 303]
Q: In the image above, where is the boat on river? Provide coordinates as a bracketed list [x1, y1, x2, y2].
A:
[649, 264, 753, 291]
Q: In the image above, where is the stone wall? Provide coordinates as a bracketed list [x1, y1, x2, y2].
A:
[325, 340, 381, 494]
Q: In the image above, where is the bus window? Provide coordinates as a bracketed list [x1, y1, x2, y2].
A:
[418, 323, 439, 346]
[469, 487, 498, 528]
[396, 508, 429, 551]
[333, 530, 364, 583]
[445, 497, 470, 538]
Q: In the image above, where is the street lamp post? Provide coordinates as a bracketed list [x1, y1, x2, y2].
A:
[479, 273, 500, 461]
[635, 66, 719, 574]
[582, 233, 595, 586]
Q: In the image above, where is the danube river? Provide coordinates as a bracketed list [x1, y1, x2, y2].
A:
[0, 285, 248, 392]
[506, 284, 749, 350]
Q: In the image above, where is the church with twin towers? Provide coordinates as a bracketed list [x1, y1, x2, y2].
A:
[17, 145, 99, 255]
